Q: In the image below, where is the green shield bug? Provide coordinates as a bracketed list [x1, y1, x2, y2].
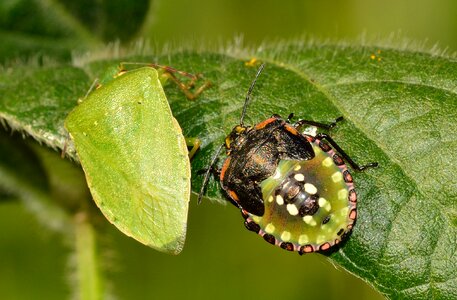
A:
[65, 65, 208, 254]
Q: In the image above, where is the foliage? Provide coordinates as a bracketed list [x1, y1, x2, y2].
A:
[1, 0, 456, 299]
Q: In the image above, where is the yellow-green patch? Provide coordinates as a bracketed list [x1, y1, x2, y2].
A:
[258, 143, 353, 247]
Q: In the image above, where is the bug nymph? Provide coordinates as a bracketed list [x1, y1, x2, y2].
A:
[199, 63, 378, 254]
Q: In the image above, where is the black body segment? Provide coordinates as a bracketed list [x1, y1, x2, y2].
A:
[220, 116, 315, 216]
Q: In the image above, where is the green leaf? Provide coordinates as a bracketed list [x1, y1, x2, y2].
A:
[0, 65, 90, 154]
[1, 44, 456, 299]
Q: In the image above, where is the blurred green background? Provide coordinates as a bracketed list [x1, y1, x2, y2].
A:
[147, 0, 457, 51]
[1, 0, 456, 299]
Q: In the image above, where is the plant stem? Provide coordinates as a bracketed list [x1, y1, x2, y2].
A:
[75, 212, 104, 300]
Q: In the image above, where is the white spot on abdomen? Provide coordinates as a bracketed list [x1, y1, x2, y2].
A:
[286, 204, 299, 216]
[265, 223, 276, 234]
[298, 234, 309, 245]
[331, 171, 343, 183]
[281, 231, 291, 242]
[338, 189, 348, 200]
[304, 183, 317, 195]
[276, 195, 284, 205]
[322, 157, 333, 167]
[318, 197, 331, 211]
[294, 174, 305, 181]
[303, 215, 317, 226]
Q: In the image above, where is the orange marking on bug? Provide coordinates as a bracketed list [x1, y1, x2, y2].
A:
[305, 135, 314, 142]
[349, 189, 357, 202]
[281, 243, 294, 251]
[228, 190, 240, 202]
[349, 209, 357, 220]
[319, 243, 331, 251]
[254, 117, 277, 130]
[220, 157, 231, 181]
[343, 170, 353, 183]
[284, 124, 299, 136]
[302, 245, 314, 253]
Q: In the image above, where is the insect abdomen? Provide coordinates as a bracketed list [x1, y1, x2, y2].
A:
[243, 139, 356, 253]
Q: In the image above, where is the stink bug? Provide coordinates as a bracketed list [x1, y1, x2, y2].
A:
[199, 64, 378, 254]
[65, 64, 209, 254]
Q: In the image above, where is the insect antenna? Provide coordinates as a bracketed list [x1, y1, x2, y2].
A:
[239, 63, 266, 126]
[199, 63, 266, 204]
[198, 144, 225, 204]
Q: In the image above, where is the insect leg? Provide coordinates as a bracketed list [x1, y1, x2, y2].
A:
[294, 116, 344, 131]
[198, 144, 225, 204]
[185, 137, 201, 159]
[60, 135, 69, 158]
[161, 71, 212, 100]
[196, 166, 221, 178]
[119, 62, 212, 100]
[315, 133, 379, 171]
